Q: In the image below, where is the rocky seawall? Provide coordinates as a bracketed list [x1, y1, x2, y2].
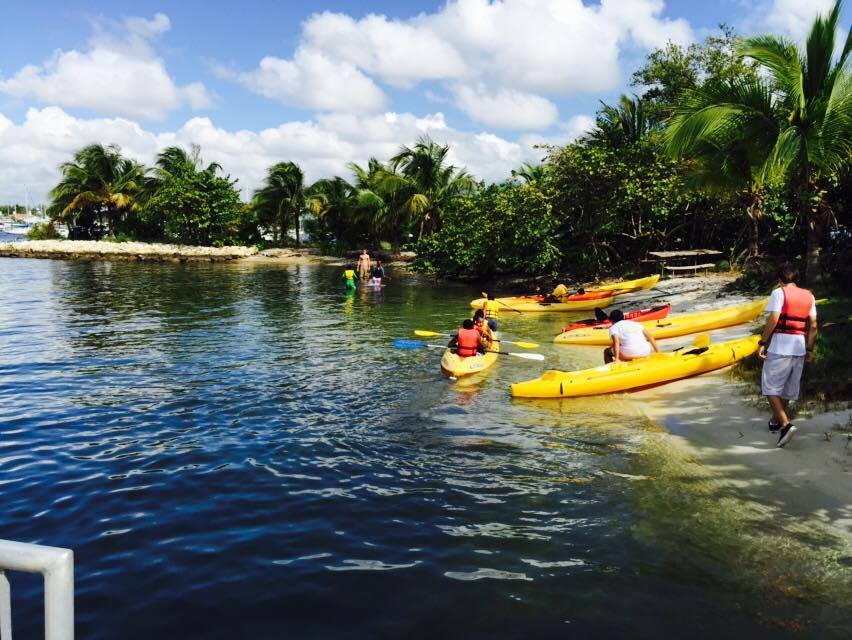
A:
[0, 240, 258, 262]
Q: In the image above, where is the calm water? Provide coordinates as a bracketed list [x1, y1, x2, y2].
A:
[1, 258, 851, 639]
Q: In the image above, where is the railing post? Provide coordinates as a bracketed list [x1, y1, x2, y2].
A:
[0, 570, 11, 640]
[44, 549, 73, 640]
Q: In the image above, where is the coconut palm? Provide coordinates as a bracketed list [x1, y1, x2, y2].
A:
[253, 162, 305, 246]
[738, 0, 852, 282]
[306, 176, 357, 244]
[381, 137, 476, 239]
[665, 77, 781, 256]
[511, 162, 546, 183]
[588, 95, 652, 148]
[153, 144, 222, 182]
[47, 143, 146, 236]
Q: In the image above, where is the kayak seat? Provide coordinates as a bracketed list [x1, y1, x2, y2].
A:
[682, 347, 709, 356]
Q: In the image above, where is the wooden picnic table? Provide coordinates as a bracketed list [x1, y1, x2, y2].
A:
[646, 249, 723, 277]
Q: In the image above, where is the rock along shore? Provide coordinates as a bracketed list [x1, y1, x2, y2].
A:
[0, 239, 258, 262]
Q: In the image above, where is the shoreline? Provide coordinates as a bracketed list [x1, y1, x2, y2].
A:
[0, 239, 417, 266]
[622, 275, 852, 534]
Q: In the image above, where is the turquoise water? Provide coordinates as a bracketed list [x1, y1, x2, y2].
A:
[1, 258, 850, 638]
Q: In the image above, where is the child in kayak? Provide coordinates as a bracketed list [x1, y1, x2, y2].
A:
[472, 310, 495, 351]
[447, 319, 488, 358]
[604, 309, 659, 363]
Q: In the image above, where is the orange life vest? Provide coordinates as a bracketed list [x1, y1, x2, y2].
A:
[775, 286, 814, 336]
[456, 327, 481, 357]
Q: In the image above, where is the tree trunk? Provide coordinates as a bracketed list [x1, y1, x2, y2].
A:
[745, 192, 763, 257]
[295, 213, 301, 247]
[805, 198, 829, 287]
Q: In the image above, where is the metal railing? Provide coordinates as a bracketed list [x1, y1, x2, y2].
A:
[0, 540, 74, 640]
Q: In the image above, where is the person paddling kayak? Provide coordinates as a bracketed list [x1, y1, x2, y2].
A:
[758, 263, 818, 448]
[604, 309, 659, 363]
[448, 319, 488, 358]
[472, 309, 495, 350]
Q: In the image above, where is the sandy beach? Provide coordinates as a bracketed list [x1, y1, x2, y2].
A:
[623, 275, 852, 534]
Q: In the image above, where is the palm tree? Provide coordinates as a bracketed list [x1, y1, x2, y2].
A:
[665, 77, 781, 256]
[153, 144, 222, 182]
[253, 162, 305, 246]
[588, 94, 652, 148]
[511, 162, 546, 183]
[306, 176, 357, 244]
[381, 137, 476, 239]
[348, 159, 409, 247]
[738, 0, 852, 283]
[47, 143, 146, 236]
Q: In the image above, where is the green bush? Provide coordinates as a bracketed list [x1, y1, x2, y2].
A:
[26, 222, 61, 240]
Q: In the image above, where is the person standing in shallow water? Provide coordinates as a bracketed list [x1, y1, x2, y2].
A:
[758, 263, 818, 449]
[357, 249, 371, 280]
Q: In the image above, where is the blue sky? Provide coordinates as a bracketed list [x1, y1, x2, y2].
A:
[0, 0, 845, 202]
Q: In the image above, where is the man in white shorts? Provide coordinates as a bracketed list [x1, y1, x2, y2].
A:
[604, 309, 660, 363]
[757, 263, 818, 448]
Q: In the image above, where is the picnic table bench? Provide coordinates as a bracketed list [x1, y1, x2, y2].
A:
[646, 250, 723, 278]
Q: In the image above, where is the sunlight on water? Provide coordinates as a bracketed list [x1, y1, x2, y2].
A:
[0, 258, 850, 638]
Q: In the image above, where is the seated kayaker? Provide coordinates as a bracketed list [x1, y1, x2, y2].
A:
[472, 310, 494, 350]
[448, 319, 487, 358]
[540, 281, 567, 303]
[483, 294, 499, 330]
[604, 309, 659, 363]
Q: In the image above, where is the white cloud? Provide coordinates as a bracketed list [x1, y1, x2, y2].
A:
[302, 12, 467, 88]
[740, 0, 836, 41]
[452, 84, 558, 130]
[251, 0, 692, 129]
[305, 1, 692, 94]
[236, 49, 387, 113]
[0, 13, 211, 120]
[0, 107, 593, 203]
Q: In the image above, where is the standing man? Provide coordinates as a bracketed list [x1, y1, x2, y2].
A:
[757, 263, 817, 448]
[357, 249, 371, 280]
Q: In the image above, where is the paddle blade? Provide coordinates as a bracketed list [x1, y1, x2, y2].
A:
[692, 333, 711, 348]
[510, 352, 545, 361]
[414, 330, 443, 337]
[510, 341, 539, 349]
[394, 339, 428, 349]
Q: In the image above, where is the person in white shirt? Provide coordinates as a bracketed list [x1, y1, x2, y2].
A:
[604, 309, 660, 363]
[757, 263, 818, 448]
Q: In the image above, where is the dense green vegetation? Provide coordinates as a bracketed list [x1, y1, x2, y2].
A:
[45, 4, 850, 287]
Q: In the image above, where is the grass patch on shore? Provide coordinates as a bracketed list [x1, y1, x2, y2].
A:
[733, 297, 852, 405]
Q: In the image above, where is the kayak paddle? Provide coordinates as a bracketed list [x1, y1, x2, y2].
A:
[393, 339, 544, 361]
[413, 330, 539, 349]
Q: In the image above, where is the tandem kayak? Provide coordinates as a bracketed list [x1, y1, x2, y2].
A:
[440, 333, 500, 378]
[561, 304, 671, 333]
[469, 275, 659, 313]
[553, 299, 767, 345]
[511, 335, 759, 398]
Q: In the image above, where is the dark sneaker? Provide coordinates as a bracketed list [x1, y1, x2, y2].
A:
[768, 420, 781, 433]
[777, 424, 797, 448]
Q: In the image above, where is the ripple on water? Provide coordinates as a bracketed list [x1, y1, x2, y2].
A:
[2, 259, 851, 639]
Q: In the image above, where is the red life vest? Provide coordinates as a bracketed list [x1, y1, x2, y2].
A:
[775, 286, 814, 336]
[456, 327, 481, 357]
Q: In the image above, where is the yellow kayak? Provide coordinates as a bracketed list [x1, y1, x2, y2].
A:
[586, 274, 660, 293]
[554, 298, 767, 345]
[469, 275, 658, 313]
[512, 335, 759, 398]
[441, 333, 500, 378]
